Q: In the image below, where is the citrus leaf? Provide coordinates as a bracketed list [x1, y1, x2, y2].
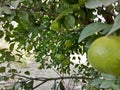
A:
[101, 25, 112, 34]
[19, 10, 29, 22]
[101, 0, 118, 6]
[85, 0, 117, 9]
[91, 79, 103, 86]
[112, 84, 120, 90]
[54, 4, 79, 21]
[59, 81, 65, 90]
[9, 43, 15, 51]
[106, 14, 120, 36]
[55, 8, 73, 21]
[101, 73, 116, 80]
[65, 15, 75, 28]
[11, 1, 19, 9]
[100, 80, 114, 88]
[79, 0, 87, 6]
[85, 0, 102, 9]
[24, 71, 30, 75]
[2, 6, 11, 14]
[78, 23, 108, 43]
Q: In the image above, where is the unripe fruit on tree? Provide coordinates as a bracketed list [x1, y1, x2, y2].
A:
[88, 36, 120, 76]
[50, 21, 60, 31]
[55, 54, 64, 60]
[64, 40, 73, 48]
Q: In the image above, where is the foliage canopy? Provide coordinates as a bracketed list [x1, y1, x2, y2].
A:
[0, 0, 120, 89]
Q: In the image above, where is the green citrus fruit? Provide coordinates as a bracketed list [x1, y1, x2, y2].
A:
[55, 54, 64, 60]
[88, 36, 120, 76]
[50, 21, 60, 31]
[64, 40, 73, 48]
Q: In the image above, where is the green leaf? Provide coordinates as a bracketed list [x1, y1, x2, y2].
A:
[11, 1, 19, 9]
[91, 79, 103, 86]
[85, 0, 102, 9]
[65, 15, 75, 28]
[19, 10, 29, 22]
[8, 69, 18, 73]
[79, 0, 87, 6]
[25, 80, 34, 89]
[55, 8, 73, 21]
[24, 71, 30, 75]
[2, 6, 11, 14]
[101, 25, 112, 34]
[101, 73, 116, 80]
[0, 67, 6, 73]
[112, 84, 120, 90]
[100, 80, 115, 88]
[85, 0, 117, 8]
[101, 0, 118, 6]
[78, 22, 108, 43]
[55, 4, 79, 21]
[9, 43, 15, 51]
[59, 81, 65, 90]
[106, 14, 120, 36]
[0, 30, 4, 38]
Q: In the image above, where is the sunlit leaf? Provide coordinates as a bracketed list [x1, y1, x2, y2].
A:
[2, 6, 11, 14]
[11, 1, 19, 9]
[85, 0, 102, 9]
[101, 0, 118, 6]
[85, 0, 117, 8]
[9, 43, 15, 51]
[78, 23, 109, 43]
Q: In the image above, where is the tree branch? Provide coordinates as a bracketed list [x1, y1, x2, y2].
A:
[15, 74, 93, 81]
[13, 74, 93, 89]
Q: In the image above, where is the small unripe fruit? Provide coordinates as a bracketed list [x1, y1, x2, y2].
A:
[55, 54, 64, 60]
[50, 21, 60, 31]
[64, 40, 73, 48]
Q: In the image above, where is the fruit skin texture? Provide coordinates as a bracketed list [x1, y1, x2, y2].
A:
[88, 36, 120, 76]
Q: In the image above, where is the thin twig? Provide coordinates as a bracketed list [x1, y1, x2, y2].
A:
[32, 80, 47, 89]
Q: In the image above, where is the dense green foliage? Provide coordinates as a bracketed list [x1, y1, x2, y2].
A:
[0, 0, 120, 89]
